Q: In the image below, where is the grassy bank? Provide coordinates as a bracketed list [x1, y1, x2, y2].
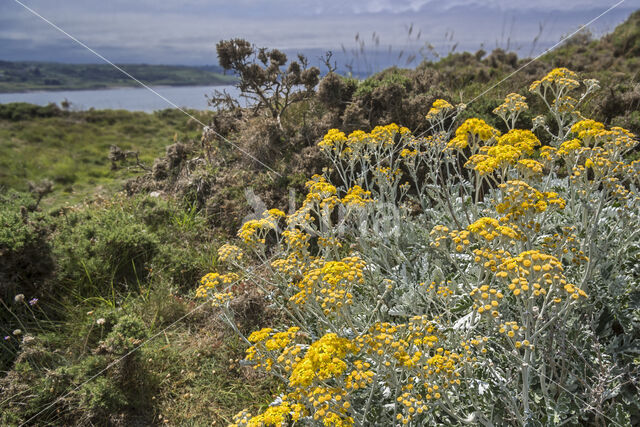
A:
[0, 104, 211, 208]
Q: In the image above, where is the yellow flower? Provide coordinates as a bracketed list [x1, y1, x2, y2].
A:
[426, 98, 454, 120]
[342, 185, 373, 208]
[289, 333, 356, 387]
[493, 93, 528, 117]
[447, 118, 501, 150]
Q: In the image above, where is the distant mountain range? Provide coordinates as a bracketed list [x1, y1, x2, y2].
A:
[0, 61, 234, 93]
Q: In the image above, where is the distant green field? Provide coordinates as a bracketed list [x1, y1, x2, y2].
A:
[0, 61, 235, 92]
[0, 103, 209, 207]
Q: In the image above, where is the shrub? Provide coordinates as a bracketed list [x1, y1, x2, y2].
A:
[0, 102, 62, 121]
[52, 198, 159, 298]
[0, 311, 155, 425]
[0, 190, 54, 319]
[214, 39, 320, 130]
[199, 68, 640, 425]
[317, 73, 358, 113]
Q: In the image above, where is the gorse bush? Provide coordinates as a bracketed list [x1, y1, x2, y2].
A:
[0, 193, 226, 424]
[0, 310, 155, 425]
[53, 199, 159, 296]
[198, 68, 640, 426]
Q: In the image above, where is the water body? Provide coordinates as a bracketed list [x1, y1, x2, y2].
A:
[0, 85, 243, 112]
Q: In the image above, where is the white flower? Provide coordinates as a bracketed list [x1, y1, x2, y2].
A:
[14, 294, 25, 303]
[532, 115, 546, 130]
[583, 78, 600, 93]
[96, 318, 106, 325]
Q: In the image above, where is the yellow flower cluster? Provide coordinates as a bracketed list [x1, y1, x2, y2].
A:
[359, 319, 436, 360]
[318, 128, 348, 150]
[421, 281, 455, 298]
[466, 129, 540, 175]
[217, 243, 243, 263]
[493, 93, 528, 117]
[552, 95, 578, 113]
[516, 158, 544, 177]
[251, 326, 300, 349]
[430, 225, 472, 251]
[246, 326, 301, 373]
[555, 138, 582, 158]
[345, 360, 374, 390]
[497, 250, 588, 300]
[301, 386, 353, 426]
[470, 284, 504, 317]
[529, 67, 579, 93]
[282, 229, 310, 254]
[540, 227, 588, 264]
[358, 317, 463, 382]
[285, 175, 341, 227]
[366, 123, 411, 142]
[569, 120, 637, 154]
[447, 118, 501, 150]
[248, 327, 274, 343]
[467, 217, 521, 242]
[209, 291, 234, 307]
[230, 399, 307, 427]
[496, 129, 541, 152]
[271, 252, 308, 277]
[426, 98, 454, 121]
[305, 175, 337, 200]
[355, 318, 463, 425]
[318, 124, 410, 161]
[238, 209, 284, 246]
[400, 147, 419, 158]
[289, 333, 357, 387]
[472, 248, 512, 273]
[341, 185, 373, 208]
[570, 119, 605, 141]
[496, 180, 566, 222]
[289, 256, 366, 315]
[375, 166, 402, 184]
[195, 272, 239, 299]
[498, 321, 523, 339]
[601, 127, 636, 151]
[318, 236, 343, 249]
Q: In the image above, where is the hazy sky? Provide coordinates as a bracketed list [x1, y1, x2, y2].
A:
[1, 0, 639, 69]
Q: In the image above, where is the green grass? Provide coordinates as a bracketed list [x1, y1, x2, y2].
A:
[0, 61, 236, 93]
[0, 190, 280, 425]
[0, 106, 209, 207]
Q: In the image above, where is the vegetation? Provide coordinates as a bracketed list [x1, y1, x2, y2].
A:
[0, 61, 234, 93]
[0, 104, 208, 207]
[215, 70, 640, 425]
[1, 10, 640, 426]
[0, 193, 277, 425]
[212, 39, 320, 130]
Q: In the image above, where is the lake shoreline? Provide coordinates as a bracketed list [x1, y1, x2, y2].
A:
[0, 81, 237, 94]
[0, 84, 243, 112]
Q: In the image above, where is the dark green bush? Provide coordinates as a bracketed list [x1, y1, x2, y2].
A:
[353, 67, 412, 98]
[0, 102, 62, 121]
[0, 312, 156, 426]
[317, 72, 358, 112]
[0, 190, 54, 321]
[52, 199, 159, 298]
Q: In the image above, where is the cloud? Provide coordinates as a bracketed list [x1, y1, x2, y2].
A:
[1, 0, 638, 65]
